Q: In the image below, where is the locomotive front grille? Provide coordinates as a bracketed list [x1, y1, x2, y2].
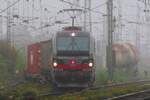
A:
[57, 59, 89, 65]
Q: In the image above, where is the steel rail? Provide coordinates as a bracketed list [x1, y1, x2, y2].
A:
[38, 79, 150, 97]
[88, 79, 150, 90]
[108, 89, 150, 100]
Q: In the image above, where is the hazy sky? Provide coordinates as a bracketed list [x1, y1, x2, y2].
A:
[0, 0, 149, 43]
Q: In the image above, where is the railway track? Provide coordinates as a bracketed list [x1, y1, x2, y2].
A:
[38, 79, 150, 97]
[2, 79, 149, 99]
[84, 79, 150, 92]
[109, 89, 150, 100]
[0, 79, 150, 100]
[38, 87, 83, 97]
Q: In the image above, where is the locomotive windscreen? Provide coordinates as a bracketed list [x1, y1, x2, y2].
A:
[56, 35, 90, 56]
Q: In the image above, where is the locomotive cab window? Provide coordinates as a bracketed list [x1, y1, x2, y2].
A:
[56, 33, 90, 56]
[57, 36, 89, 51]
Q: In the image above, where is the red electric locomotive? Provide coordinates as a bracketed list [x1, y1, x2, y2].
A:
[51, 26, 95, 87]
[27, 26, 95, 87]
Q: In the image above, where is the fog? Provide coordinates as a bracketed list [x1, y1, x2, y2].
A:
[0, 0, 150, 99]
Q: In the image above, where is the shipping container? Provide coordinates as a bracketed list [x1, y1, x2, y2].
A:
[27, 43, 41, 75]
[40, 40, 53, 77]
[27, 40, 53, 78]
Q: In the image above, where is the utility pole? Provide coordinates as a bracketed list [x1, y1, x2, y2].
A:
[39, 0, 43, 37]
[84, 0, 87, 31]
[11, 2, 15, 47]
[0, 16, 3, 40]
[32, 0, 35, 25]
[6, 0, 11, 44]
[89, 0, 92, 32]
[107, 0, 114, 80]
[117, 0, 122, 41]
[84, 0, 92, 32]
[136, 4, 141, 52]
[143, 0, 150, 21]
[139, 0, 150, 56]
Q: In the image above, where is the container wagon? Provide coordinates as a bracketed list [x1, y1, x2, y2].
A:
[26, 40, 52, 80]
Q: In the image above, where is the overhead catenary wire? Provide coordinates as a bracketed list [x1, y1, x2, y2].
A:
[91, 2, 107, 10]
[33, 5, 89, 30]
[0, 0, 21, 14]
[60, 0, 106, 15]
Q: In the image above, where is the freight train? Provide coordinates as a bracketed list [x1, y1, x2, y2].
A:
[26, 26, 95, 87]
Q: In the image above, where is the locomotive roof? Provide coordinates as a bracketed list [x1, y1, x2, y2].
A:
[56, 31, 90, 37]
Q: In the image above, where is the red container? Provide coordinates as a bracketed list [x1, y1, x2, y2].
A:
[27, 40, 53, 76]
[27, 43, 41, 75]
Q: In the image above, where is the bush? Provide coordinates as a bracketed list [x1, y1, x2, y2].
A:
[0, 40, 17, 78]
[0, 40, 17, 60]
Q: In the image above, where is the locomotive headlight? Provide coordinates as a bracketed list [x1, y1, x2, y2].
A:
[53, 62, 58, 67]
[89, 62, 93, 67]
[71, 32, 76, 37]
